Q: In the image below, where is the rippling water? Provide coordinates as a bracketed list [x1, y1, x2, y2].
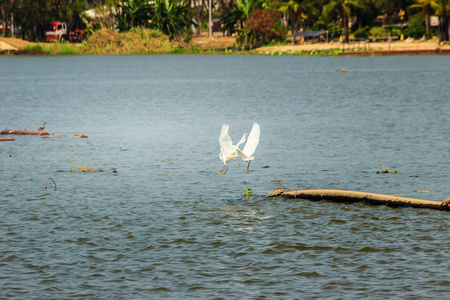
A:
[1, 55, 449, 299]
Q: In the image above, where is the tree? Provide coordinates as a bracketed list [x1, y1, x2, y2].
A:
[151, 0, 193, 41]
[220, 0, 266, 36]
[0, 0, 13, 37]
[323, 0, 365, 43]
[430, 0, 450, 41]
[408, 0, 434, 39]
[278, 0, 306, 44]
[11, 0, 85, 41]
[191, 0, 208, 36]
[116, 0, 152, 32]
[238, 7, 286, 46]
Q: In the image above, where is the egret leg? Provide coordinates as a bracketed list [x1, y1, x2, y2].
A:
[247, 162, 252, 172]
[219, 166, 228, 177]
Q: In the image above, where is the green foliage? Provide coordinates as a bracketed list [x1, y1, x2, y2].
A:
[116, 0, 153, 32]
[10, 0, 86, 41]
[353, 26, 370, 39]
[183, 28, 194, 43]
[405, 15, 425, 38]
[368, 26, 401, 38]
[244, 187, 253, 196]
[391, 27, 402, 37]
[322, 0, 368, 43]
[221, 6, 246, 36]
[151, 0, 193, 41]
[2, 0, 450, 43]
[369, 26, 387, 37]
[48, 42, 80, 55]
[220, 0, 266, 36]
[23, 44, 44, 52]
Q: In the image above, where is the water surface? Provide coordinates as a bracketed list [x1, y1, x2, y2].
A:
[1, 55, 449, 299]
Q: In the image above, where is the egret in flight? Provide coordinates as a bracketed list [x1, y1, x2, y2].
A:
[218, 124, 246, 177]
[37, 122, 46, 132]
[237, 122, 260, 172]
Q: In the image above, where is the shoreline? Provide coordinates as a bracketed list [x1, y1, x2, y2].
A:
[2, 35, 450, 56]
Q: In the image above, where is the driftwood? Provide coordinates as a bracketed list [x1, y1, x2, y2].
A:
[280, 189, 450, 211]
[0, 137, 15, 141]
[1, 129, 49, 135]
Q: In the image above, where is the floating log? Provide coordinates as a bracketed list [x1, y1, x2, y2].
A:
[0, 137, 15, 142]
[281, 189, 450, 211]
[1, 129, 49, 135]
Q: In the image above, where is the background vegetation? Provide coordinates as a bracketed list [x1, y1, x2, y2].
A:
[1, 0, 449, 49]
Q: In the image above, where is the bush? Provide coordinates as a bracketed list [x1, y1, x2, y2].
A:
[80, 27, 176, 54]
[369, 27, 387, 37]
[405, 15, 425, 39]
[183, 28, 193, 43]
[238, 8, 286, 47]
[391, 27, 402, 37]
[353, 26, 370, 39]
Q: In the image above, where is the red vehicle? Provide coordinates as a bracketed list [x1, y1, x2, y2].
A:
[45, 21, 85, 43]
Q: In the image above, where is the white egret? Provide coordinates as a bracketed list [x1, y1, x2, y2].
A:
[236, 122, 260, 172]
[218, 124, 246, 177]
[37, 122, 46, 131]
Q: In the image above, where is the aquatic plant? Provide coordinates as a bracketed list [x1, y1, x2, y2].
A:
[244, 187, 253, 196]
[70, 155, 103, 172]
[377, 164, 397, 174]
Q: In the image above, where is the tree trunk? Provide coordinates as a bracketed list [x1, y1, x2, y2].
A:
[343, 13, 349, 43]
[293, 18, 299, 45]
[1, 6, 6, 37]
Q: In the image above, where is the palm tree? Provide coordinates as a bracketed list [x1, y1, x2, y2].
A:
[408, 0, 435, 39]
[322, 0, 363, 43]
[278, 0, 305, 44]
[430, 0, 450, 41]
[151, 0, 193, 41]
[116, 0, 152, 32]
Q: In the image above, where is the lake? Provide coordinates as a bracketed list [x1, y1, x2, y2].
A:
[1, 54, 449, 299]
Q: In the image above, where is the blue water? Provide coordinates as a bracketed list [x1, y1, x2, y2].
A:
[1, 55, 449, 299]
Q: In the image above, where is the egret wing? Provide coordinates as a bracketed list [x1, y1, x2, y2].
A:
[236, 133, 247, 148]
[242, 123, 260, 157]
[219, 124, 235, 158]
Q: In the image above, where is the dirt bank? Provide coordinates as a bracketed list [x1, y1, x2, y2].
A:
[256, 39, 450, 53]
[192, 34, 236, 50]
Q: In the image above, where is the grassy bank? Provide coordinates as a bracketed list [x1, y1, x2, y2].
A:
[3, 30, 448, 56]
[79, 28, 180, 54]
[1, 28, 205, 55]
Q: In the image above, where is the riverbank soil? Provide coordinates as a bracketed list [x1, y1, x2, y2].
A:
[191, 33, 236, 50]
[256, 39, 450, 53]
